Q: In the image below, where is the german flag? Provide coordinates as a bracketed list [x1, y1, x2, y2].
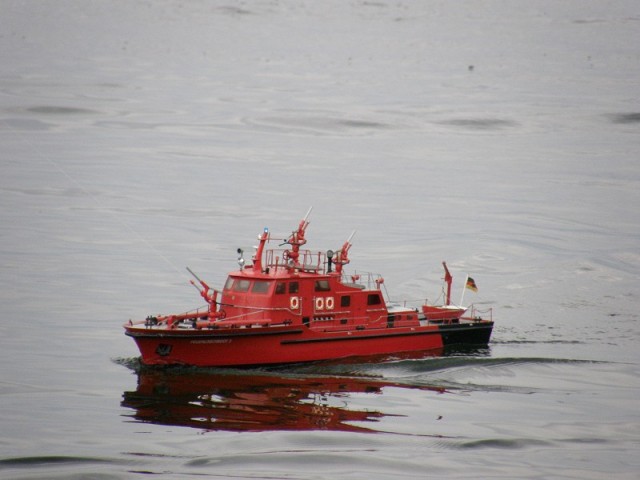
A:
[465, 277, 478, 292]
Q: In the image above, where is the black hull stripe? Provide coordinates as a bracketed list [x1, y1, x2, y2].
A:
[126, 323, 494, 343]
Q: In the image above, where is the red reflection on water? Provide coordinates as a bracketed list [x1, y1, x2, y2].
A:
[122, 362, 446, 433]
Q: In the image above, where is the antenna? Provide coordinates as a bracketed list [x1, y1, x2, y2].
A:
[303, 206, 313, 222]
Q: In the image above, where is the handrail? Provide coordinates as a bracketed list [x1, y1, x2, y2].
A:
[264, 248, 327, 273]
[468, 305, 493, 321]
[343, 271, 384, 290]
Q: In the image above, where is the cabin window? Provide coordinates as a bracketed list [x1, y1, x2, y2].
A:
[367, 293, 382, 305]
[315, 280, 330, 292]
[251, 280, 272, 294]
[232, 279, 251, 292]
[387, 314, 395, 327]
[275, 282, 286, 294]
[341, 295, 351, 307]
[224, 277, 235, 290]
[289, 282, 299, 294]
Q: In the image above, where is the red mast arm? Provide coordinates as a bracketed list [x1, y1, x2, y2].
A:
[334, 231, 356, 274]
[283, 208, 312, 267]
[252, 227, 270, 272]
[442, 261, 453, 306]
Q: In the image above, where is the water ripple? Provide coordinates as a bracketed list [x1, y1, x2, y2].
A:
[610, 112, 640, 124]
[438, 118, 518, 130]
[26, 106, 100, 115]
[454, 438, 552, 450]
[0, 455, 116, 467]
[244, 114, 392, 136]
[0, 118, 52, 131]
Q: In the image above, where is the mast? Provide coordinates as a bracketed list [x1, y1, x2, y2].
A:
[459, 274, 469, 307]
[334, 230, 356, 274]
[252, 227, 270, 272]
[283, 207, 312, 267]
[442, 261, 453, 306]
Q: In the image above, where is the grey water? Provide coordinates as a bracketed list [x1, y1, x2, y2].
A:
[1, 1, 639, 478]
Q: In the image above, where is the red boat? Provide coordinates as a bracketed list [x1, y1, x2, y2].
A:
[124, 210, 494, 367]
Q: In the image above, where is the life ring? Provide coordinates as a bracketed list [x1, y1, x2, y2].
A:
[290, 296, 299, 310]
[315, 297, 324, 310]
[325, 296, 334, 310]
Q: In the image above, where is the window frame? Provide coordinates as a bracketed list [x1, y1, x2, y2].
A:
[367, 293, 382, 306]
[251, 280, 272, 294]
[315, 280, 331, 292]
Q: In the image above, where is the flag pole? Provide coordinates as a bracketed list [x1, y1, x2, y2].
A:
[459, 274, 469, 307]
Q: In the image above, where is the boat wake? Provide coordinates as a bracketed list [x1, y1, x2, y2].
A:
[115, 351, 602, 432]
[114, 353, 598, 383]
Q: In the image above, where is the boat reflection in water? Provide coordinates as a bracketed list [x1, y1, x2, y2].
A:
[121, 359, 448, 433]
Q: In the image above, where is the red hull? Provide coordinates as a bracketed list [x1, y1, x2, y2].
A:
[126, 325, 443, 367]
[125, 319, 493, 367]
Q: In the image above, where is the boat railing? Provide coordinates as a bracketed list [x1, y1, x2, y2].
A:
[262, 251, 386, 293]
[467, 304, 493, 322]
[308, 313, 389, 331]
[265, 249, 327, 273]
[342, 271, 385, 291]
